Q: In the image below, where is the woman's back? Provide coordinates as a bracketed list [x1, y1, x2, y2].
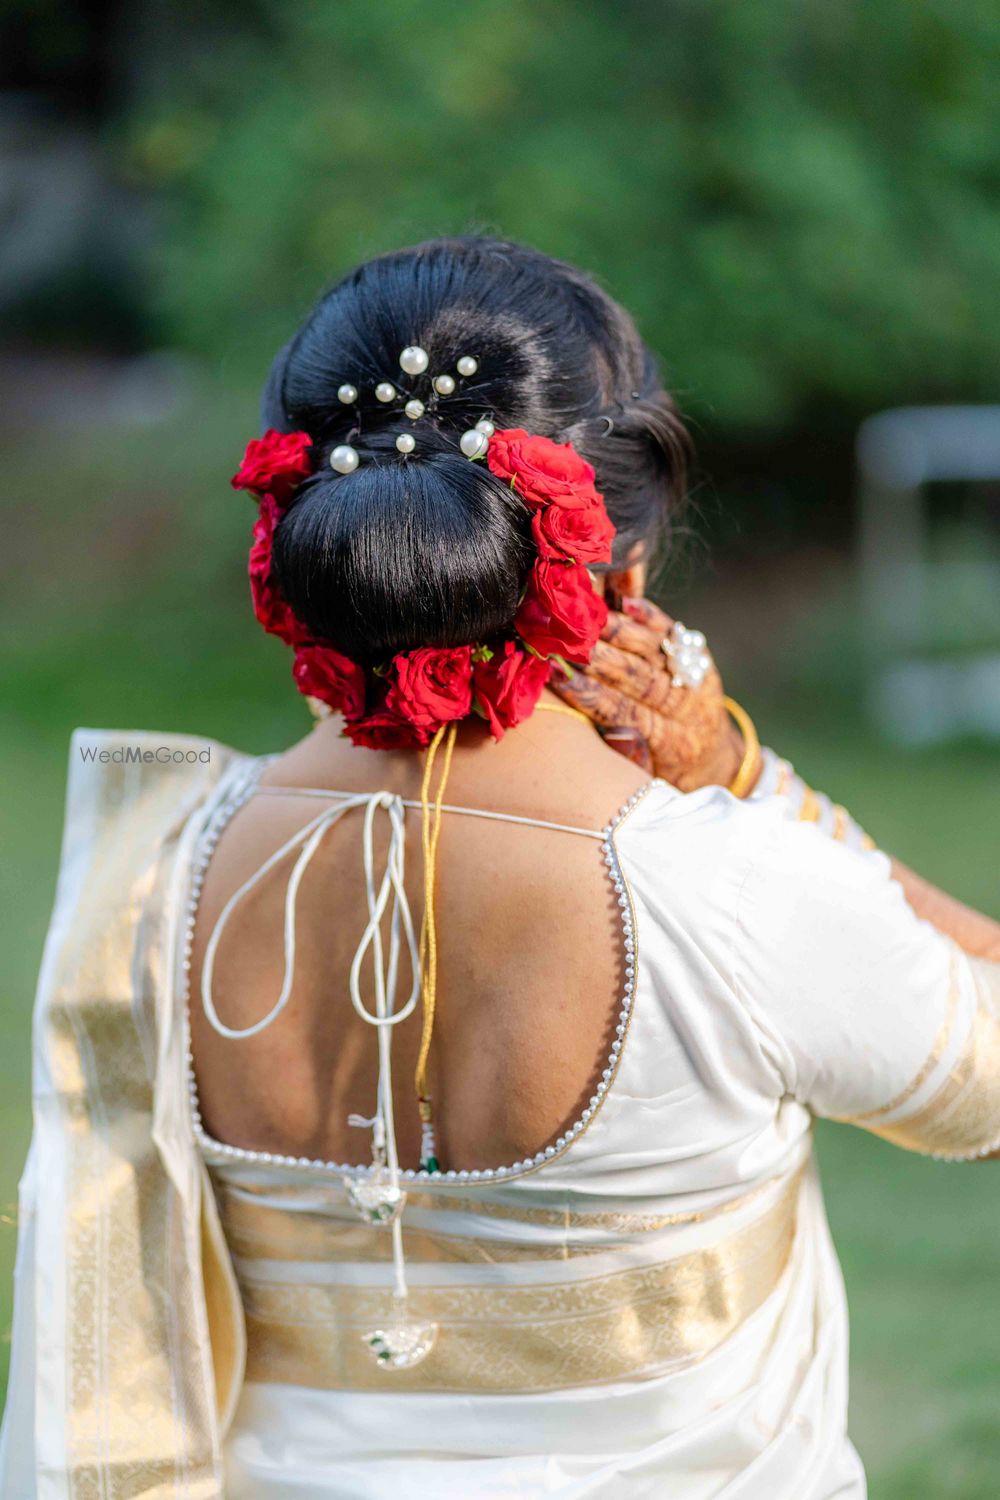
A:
[190, 701, 648, 1173]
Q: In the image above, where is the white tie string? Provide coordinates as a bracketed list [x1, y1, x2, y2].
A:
[202, 799, 349, 1040]
[201, 789, 420, 1046]
[199, 789, 424, 1309]
[348, 792, 421, 1192]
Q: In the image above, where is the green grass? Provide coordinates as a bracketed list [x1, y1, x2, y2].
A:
[0, 391, 997, 1493]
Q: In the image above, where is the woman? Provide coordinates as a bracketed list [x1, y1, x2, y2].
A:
[2, 237, 998, 1500]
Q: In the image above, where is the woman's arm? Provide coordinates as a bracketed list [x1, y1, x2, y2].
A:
[733, 811, 1000, 1163]
[555, 596, 1000, 959]
[888, 858, 1000, 961]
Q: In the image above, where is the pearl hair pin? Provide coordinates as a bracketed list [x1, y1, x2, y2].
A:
[459, 429, 489, 459]
[327, 349, 487, 468]
[399, 345, 429, 375]
[331, 444, 360, 474]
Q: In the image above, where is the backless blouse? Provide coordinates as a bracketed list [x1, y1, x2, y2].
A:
[2, 730, 997, 1500]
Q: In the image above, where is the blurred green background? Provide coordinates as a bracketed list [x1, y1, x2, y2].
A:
[1, 2, 998, 1494]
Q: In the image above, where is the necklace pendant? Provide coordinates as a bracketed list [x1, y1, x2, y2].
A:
[345, 1168, 407, 1226]
[362, 1299, 438, 1370]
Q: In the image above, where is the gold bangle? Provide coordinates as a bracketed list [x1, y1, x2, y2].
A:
[724, 696, 762, 799]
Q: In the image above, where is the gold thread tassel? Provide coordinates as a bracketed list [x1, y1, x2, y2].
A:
[415, 723, 457, 1173]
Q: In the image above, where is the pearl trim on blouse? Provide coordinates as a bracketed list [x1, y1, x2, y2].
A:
[182, 764, 658, 1185]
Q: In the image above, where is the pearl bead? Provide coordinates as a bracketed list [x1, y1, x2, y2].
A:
[337, 383, 358, 404]
[433, 374, 456, 396]
[375, 382, 396, 403]
[456, 355, 479, 377]
[475, 418, 495, 437]
[459, 428, 489, 460]
[395, 433, 416, 454]
[399, 345, 429, 375]
[330, 444, 359, 474]
[404, 398, 425, 420]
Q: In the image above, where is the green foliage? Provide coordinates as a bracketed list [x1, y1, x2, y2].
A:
[117, 0, 1000, 434]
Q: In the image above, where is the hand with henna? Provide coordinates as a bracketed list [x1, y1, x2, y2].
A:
[556, 599, 1000, 969]
[552, 597, 745, 792]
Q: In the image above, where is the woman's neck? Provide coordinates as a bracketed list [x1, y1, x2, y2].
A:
[262, 687, 650, 830]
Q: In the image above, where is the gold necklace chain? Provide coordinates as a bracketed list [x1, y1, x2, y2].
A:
[535, 698, 592, 726]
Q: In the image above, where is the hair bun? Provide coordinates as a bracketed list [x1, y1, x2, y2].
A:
[261, 236, 690, 653]
[271, 446, 532, 666]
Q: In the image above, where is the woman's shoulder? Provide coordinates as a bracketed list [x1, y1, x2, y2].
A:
[616, 777, 891, 923]
[616, 776, 779, 851]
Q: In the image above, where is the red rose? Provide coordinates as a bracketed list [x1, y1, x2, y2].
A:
[344, 710, 431, 751]
[385, 646, 474, 730]
[531, 496, 616, 565]
[473, 641, 551, 740]
[292, 643, 367, 720]
[248, 495, 309, 646]
[514, 560, 608, 662]
[232, 429, 313, 505]
[487, 429, 599, 511]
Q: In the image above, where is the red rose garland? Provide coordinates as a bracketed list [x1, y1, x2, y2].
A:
[471, 640, 553, 740]
[292, 643, 367, 721]
[231, 428, 313, 505]
[231, 425, 614, 746]
[513, 559, 608, 661]
[385, 646, 475, 733]
[485, 429, 599, 509]
[248, 493, 311, 647]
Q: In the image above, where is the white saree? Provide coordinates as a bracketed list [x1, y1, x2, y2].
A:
[3, 730, 999, 1499]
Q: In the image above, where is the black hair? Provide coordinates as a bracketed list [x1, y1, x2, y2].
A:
[264, 236, 690, 664]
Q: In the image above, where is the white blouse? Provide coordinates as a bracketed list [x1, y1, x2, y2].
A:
[2, 731, 997, 1500]
[194, 773, 999, 1499]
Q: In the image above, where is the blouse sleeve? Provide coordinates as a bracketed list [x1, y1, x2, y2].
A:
[732, 812, 1000, 1160]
